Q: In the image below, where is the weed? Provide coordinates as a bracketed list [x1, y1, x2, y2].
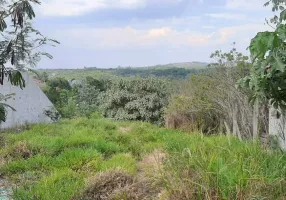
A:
[101, 153, 137, 175]
[13, 169, 84, 200]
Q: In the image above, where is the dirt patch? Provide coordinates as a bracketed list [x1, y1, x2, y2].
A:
[74, 170, 158, 200]
[9, 140, 32, 159]
[77, 170, 133, 200]
[119, 127, 132, 133]
[137, 150, 166, 177]
[137, 150, 168, 200]
[75, 150, 168, 200]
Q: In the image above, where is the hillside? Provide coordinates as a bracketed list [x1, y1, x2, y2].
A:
[1, 116, 286, 199]
[38, 62, 208, 80]
[146, 61, 209, 69]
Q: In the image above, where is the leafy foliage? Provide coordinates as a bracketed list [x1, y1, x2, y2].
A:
[0, 0, 58, 123]
[43, 78, 75, 118]
[114, 67, 202, 79]
[0, 94, 16, 123]
[101, 78, 170, 125]
[43, 76, 170, 125]
[74, 77, 108, 117]
[38, 66, 204, 81]
[240, 1, 286, 109]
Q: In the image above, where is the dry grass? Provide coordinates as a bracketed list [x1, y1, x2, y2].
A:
[74, 170, 158, 200]
[10, 140, 32, 159]
[137, 150, 166, 178]
[76, 149, 166, 200]
[119, 127, 132, 134]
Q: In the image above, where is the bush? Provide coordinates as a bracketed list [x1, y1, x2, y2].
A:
[101, 77, 170, 125]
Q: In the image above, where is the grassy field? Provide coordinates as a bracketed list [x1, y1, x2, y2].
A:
[1, 116, 286, 199]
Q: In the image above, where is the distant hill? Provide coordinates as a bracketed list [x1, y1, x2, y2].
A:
[38, 62, 208, 80]
[146, 62, 208, 70]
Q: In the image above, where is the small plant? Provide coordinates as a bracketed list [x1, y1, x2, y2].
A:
[0, 94, 16, 124]
[44, 107, 61, 122]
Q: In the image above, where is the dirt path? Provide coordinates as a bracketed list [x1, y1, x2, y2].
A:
[0, 178, 12, 200]
[137, 149, 166, 177]
[137, 150, 168, 200]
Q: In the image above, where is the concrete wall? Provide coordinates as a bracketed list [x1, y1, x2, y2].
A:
[0, 72, 56, 129]
[269, 106, 286, 150]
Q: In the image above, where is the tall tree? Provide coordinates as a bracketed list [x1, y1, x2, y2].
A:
[0, 0, 58, 123]
[240, 0, 286, 109]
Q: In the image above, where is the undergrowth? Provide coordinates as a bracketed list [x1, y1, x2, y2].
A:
[0, 116, 286, 199]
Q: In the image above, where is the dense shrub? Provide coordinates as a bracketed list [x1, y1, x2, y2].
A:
[43, 78, 76, 118]
[101, 78, 170, 125]
[73, 77, 107, 117]
[43, 76, 170, 125]
[114, 67, 202, 79]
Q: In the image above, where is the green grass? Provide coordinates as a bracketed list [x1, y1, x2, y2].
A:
[1, 117, 286, 199]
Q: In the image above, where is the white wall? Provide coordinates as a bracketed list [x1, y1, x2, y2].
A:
[0, 72, 56, 129]
[269, 106, 286, 150]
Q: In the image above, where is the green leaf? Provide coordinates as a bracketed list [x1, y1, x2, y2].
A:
[0, 19, 7, 32]
[22, 1, 36, 19]
[249, 32, 278, 61]
[8, 70, 26, 89]
[276, 24, 286, 40]
[280, 9, 286, 22]
[273, 54, 286, 72]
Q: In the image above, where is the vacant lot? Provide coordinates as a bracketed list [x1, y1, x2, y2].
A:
[1, 116, 286, 199]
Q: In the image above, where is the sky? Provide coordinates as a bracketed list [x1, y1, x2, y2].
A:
[34, 0, 273, 69]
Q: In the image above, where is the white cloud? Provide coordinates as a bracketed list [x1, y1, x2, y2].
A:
[40, 0, 183, 16]
[225, 0, 266, 10]
[214, 24, 268, 44]
[51, 23, 270, 51]
[58, 27, 212, 49]
[205, 13, 248, 20]
[52, 26, 215, 50]
[147, 28, 172, 37]
[202, 25, 216, 29]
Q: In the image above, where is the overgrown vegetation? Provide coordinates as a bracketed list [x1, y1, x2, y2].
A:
[38, 65, 205, 81]
[165, 46, 269, 141]
[3, 0, 286, 199]
[43, 76, 170, 125]
[1, 117, 286, 199]
[240, 0, 286, 108]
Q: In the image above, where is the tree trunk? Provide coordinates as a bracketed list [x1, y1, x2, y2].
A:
[224, 121, 231, 136]
[234, 119, 242, 141]
[253, 100, 259, 141]
[232, 106, 237, 137]
[219, 119, 224, 135]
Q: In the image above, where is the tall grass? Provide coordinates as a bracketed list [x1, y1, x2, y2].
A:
[1, 116, 286, 199]
[163, 135, 286, 199]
